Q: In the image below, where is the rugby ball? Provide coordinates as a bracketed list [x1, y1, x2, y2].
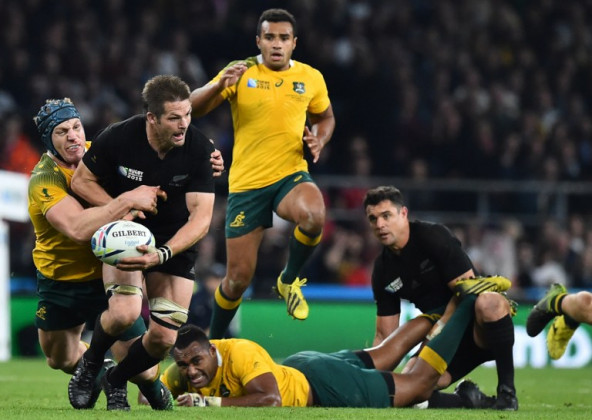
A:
[91, 220, 155, 266]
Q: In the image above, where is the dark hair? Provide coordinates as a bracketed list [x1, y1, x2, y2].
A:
[142, 75, 190, 117]
[257, 8, 297, 37]
[363, 186, 406, 209]
[175, 324, 211, 350]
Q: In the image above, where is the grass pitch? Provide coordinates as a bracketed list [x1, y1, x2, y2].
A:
[1, 358, 591, 419]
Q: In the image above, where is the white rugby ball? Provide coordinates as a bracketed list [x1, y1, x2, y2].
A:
[91, 220, 155, 266]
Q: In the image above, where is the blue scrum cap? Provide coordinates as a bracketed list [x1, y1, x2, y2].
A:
[33, 98, 81, 158]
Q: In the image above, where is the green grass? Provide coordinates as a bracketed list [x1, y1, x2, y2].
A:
[1, 358, 591, 419]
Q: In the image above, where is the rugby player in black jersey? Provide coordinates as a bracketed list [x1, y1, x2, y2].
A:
[69, 75, 217, 410]
[364, 186, 517, 410]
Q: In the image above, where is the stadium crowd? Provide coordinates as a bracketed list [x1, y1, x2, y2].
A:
[3, 0, 592, 296]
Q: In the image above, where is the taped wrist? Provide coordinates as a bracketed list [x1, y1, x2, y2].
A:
[156, 245, 173, 264]
[426, 319, 446, 341]
[189, 393, 222, 407]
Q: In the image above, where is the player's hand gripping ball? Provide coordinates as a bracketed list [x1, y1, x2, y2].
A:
[91, 220, 155, 266]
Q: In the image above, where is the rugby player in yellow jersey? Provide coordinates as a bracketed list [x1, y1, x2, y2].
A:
[29, 98, 224, 410]
[190, 8, 336, 337]
[157, 294, 489, 408]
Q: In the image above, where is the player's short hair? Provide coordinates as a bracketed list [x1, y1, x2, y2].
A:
[175, 324, 210, 350]
[363, 186, 406, 209]
[257, 8, 297, 37]
[33, 98, 81, 159]
[142, 75, 190, 117]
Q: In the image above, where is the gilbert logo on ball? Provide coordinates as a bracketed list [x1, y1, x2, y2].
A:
[91, 220, 155, 266]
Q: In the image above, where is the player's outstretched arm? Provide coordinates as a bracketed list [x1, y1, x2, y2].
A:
[178, 372, 282, 407]
[190, 62, 247, 117]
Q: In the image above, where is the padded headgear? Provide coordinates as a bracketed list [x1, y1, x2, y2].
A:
[33, 98, 81, 160]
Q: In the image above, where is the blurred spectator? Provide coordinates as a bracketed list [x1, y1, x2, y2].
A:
[0, 112, 40, 174]
[4, 0, 592, 292]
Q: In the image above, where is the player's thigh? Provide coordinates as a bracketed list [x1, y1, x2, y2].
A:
[275, 181, 325, 225]
[38, 324, 84, 359]
[144, 272, 194, 310]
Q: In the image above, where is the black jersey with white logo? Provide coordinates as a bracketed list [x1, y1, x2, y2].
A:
[83, 115, 215, 240]
[371, 220, 474, 316]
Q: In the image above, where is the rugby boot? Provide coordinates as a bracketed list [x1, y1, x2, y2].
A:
[492, 384, 518, 411]
[526, 283, 567, 337]
[274, 276, 309, 320]
[68, 355, 103, 409]
[101, 367, 130, 411]
[454, 379, 495, 409]
[141, 379, 174, 410]
[454, 275, 511, 297]
[547, 315, 577, 360]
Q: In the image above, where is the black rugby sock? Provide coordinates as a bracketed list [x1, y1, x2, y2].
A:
[84, 314, 118, 366]
[107, 337, 161, 387]
[483, 315, 515, 392]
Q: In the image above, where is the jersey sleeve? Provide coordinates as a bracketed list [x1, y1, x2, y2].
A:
[423, 224, 474, 281]
[82, 127, 115, 181]
[28, 170, 69, 216]
[371, 257, 402, 316]
[187, 128, 216, 193]
[229, 340, 276, 386]
[307, 68, 331, 115]
[161, 363, 189, 399]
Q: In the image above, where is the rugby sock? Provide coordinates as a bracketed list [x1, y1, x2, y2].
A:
[483, 315, 515, 392]
[208, 285, 242, 339]
[84, 314, 118, 366]
[427, 391, 465, 408]
[280, 227, 322, 284]
[552, 293, 568, 315]
[556, 295, 580, 328]
[108, 337, 160, 387]
[419, 295, 476, 374]
[136, 365, 164, 403]
[564, 314, 581, 329]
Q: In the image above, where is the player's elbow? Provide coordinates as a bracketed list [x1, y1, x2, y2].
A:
[258, 392, 282, 407]
[67, 227, 92, 244]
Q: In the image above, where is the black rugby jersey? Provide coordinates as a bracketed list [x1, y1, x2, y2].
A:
[83, 115, 215, 240]
[371, 220, 474, 316]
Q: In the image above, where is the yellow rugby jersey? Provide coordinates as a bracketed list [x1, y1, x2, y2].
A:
[28, 148, 102, 282]
[162, 338, 310, 407]
[212, 56, 331, 192]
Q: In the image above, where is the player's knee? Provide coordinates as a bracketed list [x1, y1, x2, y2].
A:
[474, 292, 508, 321]
[147, 297, 187, 355]
[224, 271, 252, 296]
[46, 356, 76, 373]
[297, 206, 325, 232]
[106, 283, 143, 329]
[145, 327, 177, 356]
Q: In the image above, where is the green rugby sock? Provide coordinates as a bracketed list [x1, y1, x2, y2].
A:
[208, 285, 241, 339]
[281, 227, 321, 284]
[421, 295, 476, 373]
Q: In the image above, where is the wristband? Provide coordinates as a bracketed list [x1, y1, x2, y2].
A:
[204, 396, 222, 407]
[156, 245, 173, 265]
[189, 393, 222, 407]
